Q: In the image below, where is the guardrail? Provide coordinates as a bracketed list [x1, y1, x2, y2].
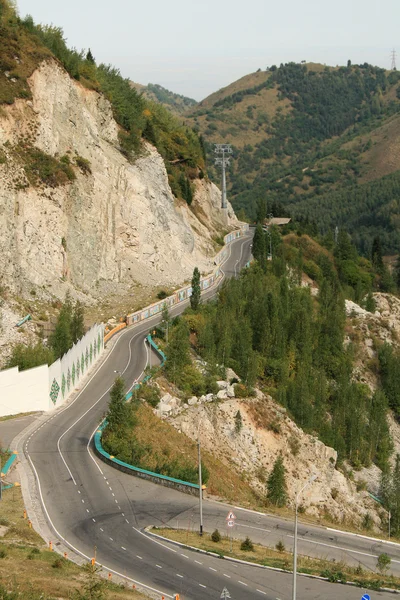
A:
[93, 336, 201, 496]
[1, 451, 18, 490]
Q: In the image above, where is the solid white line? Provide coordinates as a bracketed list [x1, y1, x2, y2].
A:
[236, 523, 271, 533]
[26, 455, 171, 597]
[287, 534, 400, 562]
[326, 527, 400, 548]
[257, 590, 266, 595]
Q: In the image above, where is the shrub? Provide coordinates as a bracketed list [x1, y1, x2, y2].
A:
[75, 155, 91, 174]
[331, 488, 339, 500]
[234, 383, 251, 398]
[211, 529, 221, 543]
[0, 549, 7, 558]
[0, 518, 9, 526]
[138, 383, 160, 408]
[356, 479, 368, 492]
[52, 557, 67, 569]
[268, 420, 281, 434]
[157, 290, 168, 300]
[276, 540, 285, 552]
[288, 436, 300, 456]
[240, 536, 254, 552]
[362, 512, 373, 530]
[377, 553, 391, 574]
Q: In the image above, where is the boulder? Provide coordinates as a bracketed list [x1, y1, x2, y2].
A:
[226, 385, 235, 398]
[205, 393, 215, 402]
[188, 396, 198, 406]
[160, 393, 173, 405]
[216, 380, 228, 390]
[217, 390, 228, 400]
[226, 367, 239, 382]
[158, 402, 173, 416]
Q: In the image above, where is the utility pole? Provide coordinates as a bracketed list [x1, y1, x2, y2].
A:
[391, 49, 397, 71]
[198, 440, 203, 536]
[292, 474, 318, 600]
[214, 144, 232, 209]
[0, 455, 2, 501]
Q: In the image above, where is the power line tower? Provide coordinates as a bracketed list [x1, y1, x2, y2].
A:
[391, 49, 397, 71]
[214, 144, 232, 209]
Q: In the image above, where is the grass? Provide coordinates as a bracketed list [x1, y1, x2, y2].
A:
[104, 402, 260, 506]
[151, 527, 400, 591]
[0, 411, 38, 423]
[0, 487, 147, 599]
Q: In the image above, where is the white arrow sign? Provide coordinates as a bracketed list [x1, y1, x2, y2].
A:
[220, 587, 231, 599]
[226, 511, 236, 521]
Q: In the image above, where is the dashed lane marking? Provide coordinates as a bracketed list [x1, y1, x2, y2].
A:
[156, 564, 162, 569]
[176, 574, 183, 578]
[209, 567, 217, 572]
[195, 560, 202, 565]
[121, 546, 126, 551]
[223, 574, 231, 578]
[136, 555, 142, 560]
[199, 584, 206, 588]
[239, 581, 248, 586]
[256, 591, 266, 595]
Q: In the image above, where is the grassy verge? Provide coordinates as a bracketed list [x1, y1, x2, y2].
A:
[150, 527, 400, 592]
[0, 487, 147, 599]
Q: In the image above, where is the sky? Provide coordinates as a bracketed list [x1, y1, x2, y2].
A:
[16, 0, 399, 101]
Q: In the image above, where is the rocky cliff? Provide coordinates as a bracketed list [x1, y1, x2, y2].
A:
[0, 60, 238, 304]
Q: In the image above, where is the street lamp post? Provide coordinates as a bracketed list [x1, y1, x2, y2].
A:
[198, 439, 203, 536]
[292, 473, 318, 600]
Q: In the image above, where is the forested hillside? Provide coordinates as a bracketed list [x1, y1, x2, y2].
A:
[129, 81, 197, 115]
[0, 0, 205, 203]
[188, 62, 400, 255]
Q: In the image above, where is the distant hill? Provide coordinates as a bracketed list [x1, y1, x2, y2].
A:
[130, 81, 197, 115]
[187, 62, 400, 255]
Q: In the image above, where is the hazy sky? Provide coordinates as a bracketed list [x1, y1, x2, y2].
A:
[16, 0, 399, 100]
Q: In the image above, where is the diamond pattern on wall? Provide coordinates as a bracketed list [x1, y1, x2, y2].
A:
[50, 379, 60, 405]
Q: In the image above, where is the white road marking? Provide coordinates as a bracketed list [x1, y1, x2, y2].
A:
[121, 546, 126, 550]
[125, 519, 129, 524]
[77, 490, 81, 494]
[92, 518, 96, 522]
[199, 584, 206, 588]
[156, 564, 162, 568]
[236, 523, 271, 533]
[81, 499, 85, 503]
[100, 528, 104, 532]
[209, 567, 217, 572]
[287, 534, 400, 562]
[109, 537, 113, 541]
[195, 560, 202, 565]
[257, 591, 266, 596]
[239, 581, 248, 586]
[181, 553, 189, 558]
[86, 509, 89, 513]
[223, 574, 231, 578]
[136, 555, 142, 559]
[122, 513, 125, 516]
[176, 574, 183, 578]
[111, 492, 115, 497]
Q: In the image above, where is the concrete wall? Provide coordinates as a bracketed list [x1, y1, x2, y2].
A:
[0, 323, 105, 417]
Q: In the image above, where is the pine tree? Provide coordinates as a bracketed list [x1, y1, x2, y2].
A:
[371, 236, 384, 271]
[142, 119, 157, 146]
[164, 320, 191, 384]
[252, 224, 266, 270]
[234, 410, 243, 434]
[71, 300, 85, 343]
[190, 267, 201, 311]
[267, 456, 287, 507]
[86, 48, 95, 63]
[107, 376, 127, 432]
[50, 292, 73, 359]
[161, 302, 171, 342]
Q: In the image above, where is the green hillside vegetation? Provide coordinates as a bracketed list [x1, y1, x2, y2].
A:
[131, 82, 197, 115]
[0, 0, 205, 202]
[188, 62, 400, 254]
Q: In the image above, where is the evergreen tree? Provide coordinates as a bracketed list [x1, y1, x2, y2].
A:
[71, 300, 85, 344]
[6, 342, 54, 371]
[234, 410, 243, 433]
[50, 292, 73, 359]
[267, 456, 287, 507]
[371, 236, 384, 271]
[107, 376, 128, 432]
[190, 267, 201, 311]
[252, 224, 266, 270]
[164, 320, 191, 384]
[142, 119, 157, 146]
[86, 48, 95, 63]
[161, 302, 171, 342]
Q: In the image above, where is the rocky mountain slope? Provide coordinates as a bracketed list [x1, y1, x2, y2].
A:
[0, 59, 237, 305]
[129, 81, 197, 115]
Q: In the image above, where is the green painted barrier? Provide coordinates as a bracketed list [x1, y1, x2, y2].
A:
[1, 452, 17, 476]
[95, 336, 200, 496]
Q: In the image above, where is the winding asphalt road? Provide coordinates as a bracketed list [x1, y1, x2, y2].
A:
[17, 234, 399, 600]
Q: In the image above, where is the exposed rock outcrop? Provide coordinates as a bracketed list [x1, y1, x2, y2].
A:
[0, 60, 238, 303]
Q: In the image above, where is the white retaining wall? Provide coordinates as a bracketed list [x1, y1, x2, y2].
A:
[0, 323, 105, 418]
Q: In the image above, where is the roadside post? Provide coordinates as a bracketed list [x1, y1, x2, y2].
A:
[226, 511, 236, 552]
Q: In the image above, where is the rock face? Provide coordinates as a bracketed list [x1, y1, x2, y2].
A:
[0, 60, 238, 301]
[170, 393, 378, 526]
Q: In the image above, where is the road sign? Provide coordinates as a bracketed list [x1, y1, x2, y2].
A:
[220, 587, 231, 599]
[226, 511, 236, 521]
[227, 520, 235, 528]
[361, 595, 370, 600]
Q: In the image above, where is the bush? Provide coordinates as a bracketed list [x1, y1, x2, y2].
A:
[211, 529, 221, 543]
[234, 383, 251, 398]
[377, 553, 391, 574]
[240, 536, 254, 552]
[75, 155, 91, 174]
[0, 549, 7, 559]
[362, 512, 373, 530]
[276, 540, 285, 552]
[157, 290, 168, 300]
[52, 557, 67, 569]
[138, 383, 160, 408]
